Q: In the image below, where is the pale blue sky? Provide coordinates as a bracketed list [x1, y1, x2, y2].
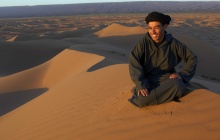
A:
[0, 0, 219, 7]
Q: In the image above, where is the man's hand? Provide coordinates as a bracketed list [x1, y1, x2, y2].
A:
[169, 73, 182, 80]
[138, 89, 149, 96]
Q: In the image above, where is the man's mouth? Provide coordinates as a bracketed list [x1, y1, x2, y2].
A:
[152, 34, 158, 38]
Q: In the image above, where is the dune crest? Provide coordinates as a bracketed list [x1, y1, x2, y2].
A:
[94, 23, 147, 37]
[42, 49, 105, 87]
[6, 35, 18, 42]
[0, 49, 104, 93]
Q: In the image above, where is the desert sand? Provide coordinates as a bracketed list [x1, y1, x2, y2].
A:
[0, 13, 220, 140]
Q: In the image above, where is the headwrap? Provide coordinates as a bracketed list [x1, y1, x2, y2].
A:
[145, 11, 171, 25]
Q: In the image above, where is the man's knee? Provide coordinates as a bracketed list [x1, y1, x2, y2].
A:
[172, 79, 186, 97]
[128, 91, 157, 107]
[155, 79, 186, 104]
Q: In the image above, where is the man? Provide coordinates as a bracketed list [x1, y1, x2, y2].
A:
[128, 11, 197, 107]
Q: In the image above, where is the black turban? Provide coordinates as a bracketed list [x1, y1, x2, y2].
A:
[145, 11, 171, 25]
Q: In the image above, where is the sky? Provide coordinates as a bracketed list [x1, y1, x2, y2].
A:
[0, 0, 219, 7]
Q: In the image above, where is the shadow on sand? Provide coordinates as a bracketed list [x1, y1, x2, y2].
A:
[0, 88, 48, 116]
[67, 34, 143, 72]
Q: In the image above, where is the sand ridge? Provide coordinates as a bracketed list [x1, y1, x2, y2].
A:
[94, 23, 147, 37]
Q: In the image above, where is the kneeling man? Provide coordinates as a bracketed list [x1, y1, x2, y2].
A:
[128, 11, 197, 107]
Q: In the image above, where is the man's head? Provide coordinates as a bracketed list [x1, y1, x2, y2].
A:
[145, 11, 171, 26]
[145, 12, 171, 43]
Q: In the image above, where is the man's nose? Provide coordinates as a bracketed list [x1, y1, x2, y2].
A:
[152, 29, 156, 34]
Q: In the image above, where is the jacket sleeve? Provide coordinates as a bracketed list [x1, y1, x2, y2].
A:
[176, 40, 198, 84]
[129, 39, 150, 91]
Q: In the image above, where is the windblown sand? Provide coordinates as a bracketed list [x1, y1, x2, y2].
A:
[0, 13, 220, 140]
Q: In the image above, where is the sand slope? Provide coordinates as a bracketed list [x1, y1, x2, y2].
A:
[6, 35, 18, 42]
[0, 39, 71, 77]
[0, 22, 220, 140]
[94, 23, 147, 37]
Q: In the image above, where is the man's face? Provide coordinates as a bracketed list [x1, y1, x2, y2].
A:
[148, 21, 167, 43]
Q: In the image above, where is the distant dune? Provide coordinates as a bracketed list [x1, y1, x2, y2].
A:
[0, 1, 219, 18]
[94, 23, 147, 37]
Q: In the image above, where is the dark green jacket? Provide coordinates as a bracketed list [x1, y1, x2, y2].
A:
[129, 32, 197, 91]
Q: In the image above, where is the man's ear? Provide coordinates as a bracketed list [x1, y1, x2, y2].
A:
[163, 24, 168, 29]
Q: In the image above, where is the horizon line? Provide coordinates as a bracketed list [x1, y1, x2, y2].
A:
[0, 0, 219, 8]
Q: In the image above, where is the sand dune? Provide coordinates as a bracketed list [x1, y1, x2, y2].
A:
[94, 23, 147, 37]
[0, 39, 71, 77]
[6, 35, 18, 42]
[0, 14, 220, 140]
